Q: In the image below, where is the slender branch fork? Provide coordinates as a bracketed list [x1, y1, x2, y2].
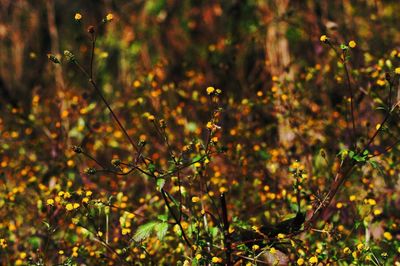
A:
[70, 25, 226, 254]
[289, 39, 400, 238]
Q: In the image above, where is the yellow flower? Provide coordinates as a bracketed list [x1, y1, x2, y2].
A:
[106, 13, 113, 21]
[47, 198, 55, 205]
[367, 199, 377, 206]
[206, 86, 215, 95]
[348, 40, 357, 48]
[277, 233, 285, 239]
[65, 203, 74, 211]
[147, 115, 155, 122]
[320, 35, 328, 42]
[395, 67, 400, 74]
[376, 79, 386, 86]
[383, 231, 393, 241]
[357, 243, 364, 251]
[349, 195, 356, 201]
[133, 80, 141, 87]
[336, 202, 343, 209]
[270, 247, 277, 254]
[373, 209, 382, 216]
[297, 258, 305, 265]
[73, 203, 80, 209]
[252, 244, 260, 251]
[82, 197, 89, 204]
[309, 256, 318, 264]
[191, 196, 200, 203]
[211, 257, 223, 263]
[0, 238, 7, 248]
[343, 247, 351, 254]
[195, 254, 202, 260]
[122, 228, 131, 235]
[74, 13, 82, 21]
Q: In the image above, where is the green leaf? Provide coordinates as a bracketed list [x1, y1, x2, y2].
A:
[156, 178, 165, 191]
[148, 163, 156, 173]
[155, 222, 169, 240]
[258, 150, 271, 160]
[133, 221, 158, 242]
[353, 155, 366, 162]
[157, 214, 168, 222]
[191, 154, 203, 163]
[28, 236, 41, 249]
[340, 44, 348, 50]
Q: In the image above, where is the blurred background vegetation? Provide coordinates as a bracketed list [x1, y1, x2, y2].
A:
[1, 0, 400, 265]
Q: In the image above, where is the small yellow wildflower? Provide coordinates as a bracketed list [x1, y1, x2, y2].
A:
[336, 202, 343, 209]
[219, 187, 227, 193]
[147, 115, 155, 122]
[106, 13, 113, 21]
[348, 40, 357, 48]
[252, 244, 260, 251]
[277, 233, 285, 239]
[191, 196, 200, 203]
[58, 250, 64, 255]
[309, 256, 318, 264]
[383, 231, 393, 241]
[357, 243, 364, 251]
[320, 35, 328, 42]
[349, 195, 356, 201]
[297, 258, 305, 265]
[211, 257, 223, 263]
[343, 247, 351, 254]
[269, 247, 277, 254]
[206, 86, 215, 95]
[65, 203, 74, 211]
[0, 239, 7, 248]
[74, 13, 82, 21]
[73, 203, 80, 209]
[63, 191, 71, 199]
[121, 228, 131, 235]
[195, 253, 202, 260]
[373, 209, 382, 216]
[47, 198, 55, 205]
[395, 67, 400, 75]
[376, 79, 386, 86]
